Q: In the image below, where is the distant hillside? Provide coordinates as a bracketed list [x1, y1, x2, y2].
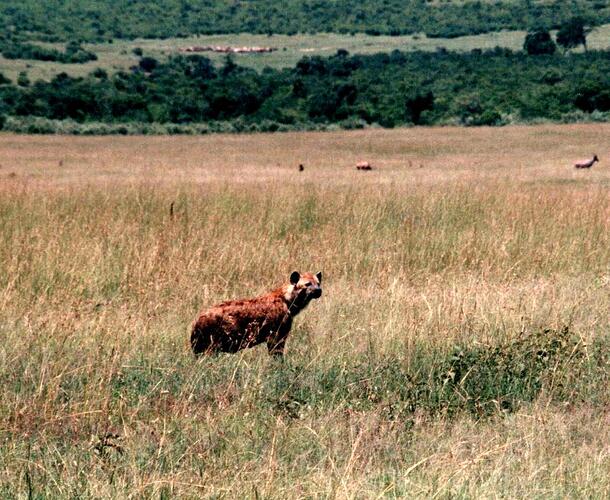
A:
[1, 0, 609, 41]
[3, 48, 610, 133]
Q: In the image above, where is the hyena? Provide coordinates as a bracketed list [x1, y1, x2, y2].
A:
[190, 271, 322, 357]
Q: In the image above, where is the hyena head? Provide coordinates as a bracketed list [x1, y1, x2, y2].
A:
[284, 271, 322, 312]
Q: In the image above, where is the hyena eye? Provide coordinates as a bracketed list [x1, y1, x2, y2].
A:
[303, 282, 312, 287]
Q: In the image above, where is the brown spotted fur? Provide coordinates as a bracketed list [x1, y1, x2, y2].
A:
[190, 271, 322, 357]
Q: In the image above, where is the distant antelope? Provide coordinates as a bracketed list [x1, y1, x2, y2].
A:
[574, 155, 599, 169]
[356, 161, 373, 170]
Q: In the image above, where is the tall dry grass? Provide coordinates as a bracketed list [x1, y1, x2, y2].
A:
[0, 125, 609, 497]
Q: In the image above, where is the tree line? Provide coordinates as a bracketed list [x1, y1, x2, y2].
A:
[2, 47, 610, 132]
[0, 40, 97, 64]
[0, 0, 608, 42]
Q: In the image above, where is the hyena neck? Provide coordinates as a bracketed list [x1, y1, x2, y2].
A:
[278, 285, 309, 316]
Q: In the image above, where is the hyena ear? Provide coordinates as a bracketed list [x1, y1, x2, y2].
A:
[290, 271, 300, 285]
[316, 271, 322, 283]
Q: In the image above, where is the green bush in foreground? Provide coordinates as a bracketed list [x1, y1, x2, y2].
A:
[254, 327, 609, 420]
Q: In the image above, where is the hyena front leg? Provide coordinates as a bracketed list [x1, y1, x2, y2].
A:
[267, 335, 286, 357]
[191, 324, 220, 356]
[267, 322, 292, 357]
[191, 333, 210, 355]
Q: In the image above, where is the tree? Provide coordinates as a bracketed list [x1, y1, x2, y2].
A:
[523, 29, 556, 55]
[556, 17, 591, 52]
[405, 91, 434, 124]
[138, 56, 158, 73]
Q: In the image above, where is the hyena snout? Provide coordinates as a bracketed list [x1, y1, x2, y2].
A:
[310, 287, 322, 299]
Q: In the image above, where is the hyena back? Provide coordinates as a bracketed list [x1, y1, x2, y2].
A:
[190, 271, 322, 357]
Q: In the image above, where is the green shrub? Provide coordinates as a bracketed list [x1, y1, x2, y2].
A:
[256, 327, 608, 420]
[1, 41, 97, 63]
[524, 29, 556, 55]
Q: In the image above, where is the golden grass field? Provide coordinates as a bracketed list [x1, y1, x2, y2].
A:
[0, 124, 609, 497]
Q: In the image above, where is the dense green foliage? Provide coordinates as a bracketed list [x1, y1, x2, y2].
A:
[557, 16, 592, 51]
[1, 40, 97, 63]
[2, 48, 610, 130]
[1, 0, 609, 41]
[523, 29, 556, 55]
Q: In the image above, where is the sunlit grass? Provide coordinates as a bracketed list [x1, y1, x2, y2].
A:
[0, 125, 609, 497]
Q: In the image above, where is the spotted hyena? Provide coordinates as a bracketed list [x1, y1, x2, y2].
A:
[190, 271, 322, 357]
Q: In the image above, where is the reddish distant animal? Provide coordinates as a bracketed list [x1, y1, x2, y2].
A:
[574, 155, 599, 169]
[190, 271, 322, 357]
[298, 163, 305, 172]
[356, 161, 373, 170]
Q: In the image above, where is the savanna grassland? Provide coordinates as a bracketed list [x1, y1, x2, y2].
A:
[0, 125, 609, 497]
[4, 24, 610, 83]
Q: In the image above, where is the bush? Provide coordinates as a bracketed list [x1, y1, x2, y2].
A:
[17, 72, 30, 87]
[92, 68, 108, 79]
[1, 41, 97, 63]
[524, 29, 556, 55]
[138, 56, 158, 73]
[260, 326, 608, 420]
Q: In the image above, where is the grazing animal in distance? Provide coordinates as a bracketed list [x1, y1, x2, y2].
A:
[298, 163, 304, 172]
[356, 161, 373, 170]
[574, 155, 599, 169]
[190, 271, 322, 357]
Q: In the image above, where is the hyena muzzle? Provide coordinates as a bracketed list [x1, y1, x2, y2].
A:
[190, 271, 322, 357]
